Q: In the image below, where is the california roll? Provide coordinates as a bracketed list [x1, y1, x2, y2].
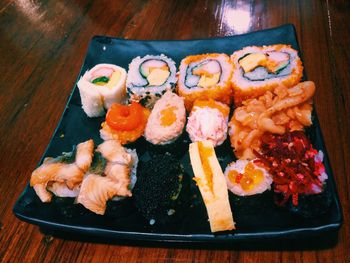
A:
[126, 54, 177, 108]
[231, 44, 303, 106]
[177, 53, 233, 111]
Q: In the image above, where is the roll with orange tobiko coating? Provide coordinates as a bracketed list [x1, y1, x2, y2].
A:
[177, 53, 233, 111]
[231, 45, 303, 106]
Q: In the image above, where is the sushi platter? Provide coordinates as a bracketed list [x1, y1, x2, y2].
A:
[13, 24, 342, 243]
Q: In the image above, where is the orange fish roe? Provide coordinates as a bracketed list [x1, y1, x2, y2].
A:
[182, 53, 222, 65]
[160, 106, 177, 127]
[192, 99, 230, 117]
[227, 162, 264, 191]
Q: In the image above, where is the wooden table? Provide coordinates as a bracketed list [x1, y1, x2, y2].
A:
[1, 0, 349, 262]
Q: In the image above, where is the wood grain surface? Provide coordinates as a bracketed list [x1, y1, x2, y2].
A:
[0, 0, 349, 262]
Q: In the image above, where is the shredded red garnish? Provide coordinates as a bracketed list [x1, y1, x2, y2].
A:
[254, 131, 327, 206]
[235, 173, 243, 184]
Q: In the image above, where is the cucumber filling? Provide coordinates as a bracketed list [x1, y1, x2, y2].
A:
[139, 59, 170, 86]
[92, 76, 110, 85]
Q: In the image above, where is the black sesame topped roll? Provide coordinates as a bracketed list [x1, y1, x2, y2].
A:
[126, 54, 177, 109]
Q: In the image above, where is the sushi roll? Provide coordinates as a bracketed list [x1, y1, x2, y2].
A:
[186, 99, 230, 147]
[144, 91, 186, 145]
[77, 64, 127, 117]
[133, 152, 187, 225]
[256, 131, 328, 207]
[177, 53, 233, 111]
[231, 44, 303, 106]
[126, 54, 177, 109]
[77, 140, 139, 215]
[100, 102, 150, 145]
[224, 159, 272, 196]
[30, 140, 94, 202]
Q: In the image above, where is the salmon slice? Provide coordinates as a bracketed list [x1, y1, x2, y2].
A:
[96, 140, 132, 165]
[30, 162, 65, 186]
[76, 174, 119, 215]
[30, 140, 94, 202]
[33, 184, 53, 202]
[75, 139, 94, 172]
[105, 163, 132, 197]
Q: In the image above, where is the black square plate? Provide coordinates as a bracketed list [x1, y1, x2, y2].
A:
[13, 24, 342, 244]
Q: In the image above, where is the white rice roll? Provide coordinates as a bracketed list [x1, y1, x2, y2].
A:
[126, 54, 177, 109]
[77, 63, 127, 117]
[144, 91, 186, 145]
[224, 159, 272, 196]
